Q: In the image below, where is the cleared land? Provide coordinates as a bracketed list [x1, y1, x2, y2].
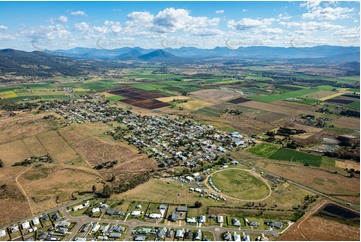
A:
[177, 99, 212, 110]
[332, 116, 360, 130]
[211, 169, 271, 201]
[190, 89, 240, 101]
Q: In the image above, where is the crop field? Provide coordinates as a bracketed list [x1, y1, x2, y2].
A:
[325, 98, 354, 105]
[305, 90, 342, 100]
[332, 116, 360, 130]
[250, 86, 334, 103]
[239, 100, 306, 115]
[192, 106, 225, 117]
[247, 143, 280, 158]
[37, 130, 81, 164]
[156, 95, 190, 103]
[228, 97, 250, 104]
[190, 89, 240, 101]
[275, 85, 303, 91]
[109, 86, 171, 109]
[211, 169, 271, 201]
[255, 111, 287, 123]
[177, 99, 211, 110]
[132, 80, 201, 94]
[0, 90, 18, 99]
[269, 148, 322, 167]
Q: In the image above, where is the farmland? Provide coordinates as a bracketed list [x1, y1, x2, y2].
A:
[269, 148, 323, 167]
[248, 143, 280, 158]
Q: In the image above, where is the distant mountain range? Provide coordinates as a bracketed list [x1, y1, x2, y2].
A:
[47, 46, 360, 63]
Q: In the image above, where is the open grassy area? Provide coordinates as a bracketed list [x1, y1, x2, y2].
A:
[211, 169, 270, 200]
[269, 148, 322, 167]
[250, 86, 334, 103]
[247, 143, 280, 158]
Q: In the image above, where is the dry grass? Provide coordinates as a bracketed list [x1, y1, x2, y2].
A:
[190, 89, 240, 101]
[22, 136, 47, 156]
[280, 215, 360, 241]
[335, 160, 360, 170]
[18, 166, 100, 213]
[177, 99, 212, 110]
[0, 140, 33, 166]
[37, 130, 80, 163]
[156, 96, 190, 102]
[240, 101, 306, 115]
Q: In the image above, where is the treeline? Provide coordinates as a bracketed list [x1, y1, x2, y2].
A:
[340, 109, 360, 117]
[13, 155, 53, 166]
[93, 160, 118, 170]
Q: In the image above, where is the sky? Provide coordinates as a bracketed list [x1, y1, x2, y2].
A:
[0, 1, 359, 51]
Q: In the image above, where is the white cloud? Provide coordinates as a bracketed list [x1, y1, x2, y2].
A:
[242, 9, 247, 12]
[71, 11, 86, 16]
[0, 25, 8, 30]
[227, 18, 274, 31]
[215, 10, 224, 14]
[279, 21, 343, 31]
[21, 24, 71, 40]
[277, 13, 292, 21]
[74, 22, 89, 31]
[57, 16, 68, 23]
[300, 1, 354, 20]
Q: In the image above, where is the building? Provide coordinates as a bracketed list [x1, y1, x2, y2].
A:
[194, 230, 202, 240]
[169, 212, 178, 222]
[22, 221, 30, 230]
[265, 221, 283, 229]
[32, 218, 40, 226]
[232, 218, 241, 227]
[176, 206, 188, 212]
[109, 232, 122, 239]
[175, 230, 184, 238]
[198, 215, 206, 223]
[133, 235, 145, 241]
[186, 217, 197, 223]
[217, 216, 224, 223]
[148, 213, 162, 219]
[91, 207, 100, 214]
[0, 229, 6, 238]
[233, 232, 241, 242]
[55, 228, 68, 235]
[131, 211, 141, 216]
[52, 213, 61, 221]
[106, 209, 124, 216]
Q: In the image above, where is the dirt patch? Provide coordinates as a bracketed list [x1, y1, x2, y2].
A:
[190, 89, 240, 101]
[178, 100, 212, 110]
[281, 215, 360, 241]
[156, 96, 190, 102]
[240, 101, 305, 115]
[255, 112, 287, 123]
[335, 160, 360, 170]
[332, 116, 360, 130]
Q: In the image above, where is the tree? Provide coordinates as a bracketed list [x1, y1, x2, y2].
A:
[0, 159, 3, 168]
[92, 185, 97, 193]
[194, 201, 202, 208]
[99, 185, 111, 198]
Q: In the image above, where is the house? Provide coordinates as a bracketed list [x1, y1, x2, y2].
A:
[186, 217, 197, 223]
[159, 204, 167, 210]
[192, 172, 200, 177]
[232, 218, 241, 227]
[233, 232, 241, 242]
[157, 229, 166, 239]
[97, 236, 108, 240]
[106, 209, 124, 216]
[176, 206, 188, 213]
[194, 230, 202, 240]
[136, 204, 142, 209]
[74, 237, 86, 241]
[109, 232, 122, 239]
[91, 223, 100, 233]
[0, 229, 6, 238]
[109, 225, 124, 233]
[133, 235, 145, 241]
[40, 214, 49, 221]
[165, 229, 173, 238]
[184, 230, 192, 239]
[198, 215, 206, 223]
[80, 223, 91, 232]
[32, 217, 40, 226]
[56, 221, 71, 227]
[169, 212, 178, 222]
[100, 224, 110, 232]
[55, 227, 68, 234]
[175, 229, 184, 238]
[91, 207, 100, 214]
[223, 232, 232, 241]
[249, 221, 260, 227]
[131, 211, 141, 216]
[52, 213, 61, 221]
[217, 215, 224, 223]
[72, 205, 85, 211]
[265, 221, 283, 229]
[195, 188, 202, 193]
[148, 213, 162, 219]
[22, 221, 30, 230]
[231, 160, 239, 165]
[185, 176, 194, 182]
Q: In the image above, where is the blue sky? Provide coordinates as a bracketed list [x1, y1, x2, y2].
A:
[0, 1, 359, 50]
